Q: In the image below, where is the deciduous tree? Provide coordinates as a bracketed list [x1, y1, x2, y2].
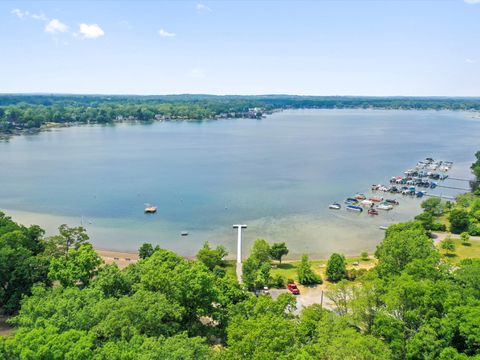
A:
[326, 253, 347, 282]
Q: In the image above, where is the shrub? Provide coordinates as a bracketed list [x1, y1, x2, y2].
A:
[449, 209, 470, 234]
[468, 223, 480, 236]
[297, 255, 322, 285]
[460, 232, 471, 246]
[421, 197, 444, 215]
[270, 274, 286, 288]
[441, 236, 456, 256]
[346, 268, 367, 281]
[430, 222, 447, 232]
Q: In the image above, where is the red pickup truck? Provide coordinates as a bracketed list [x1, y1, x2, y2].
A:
[287, 283, 300, 295]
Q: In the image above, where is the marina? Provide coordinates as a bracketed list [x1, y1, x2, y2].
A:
[329, 157, 466, 226]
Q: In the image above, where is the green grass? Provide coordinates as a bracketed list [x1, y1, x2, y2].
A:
[225, 255, 377, 284]
[439, 239, 480, 265]
[224, 260, 237, 280]
[270, 256, 376, 283]
[270, 261, 316, 282]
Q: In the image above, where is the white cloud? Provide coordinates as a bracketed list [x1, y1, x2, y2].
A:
[11, 9, 48, 21]
[45, 19, 68, 34]
[196, 3, 212, 12]
[465, 58, 476, 64]
[12, 8, 69, 37]
[158, 28, 175, 38]
[11, 9, 29, 18]
[465, 0, 480, 3]
[78, 23, 105, 39]
[31, 13, 48, 21]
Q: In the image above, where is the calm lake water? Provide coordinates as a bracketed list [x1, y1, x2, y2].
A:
[1, 109, 478, 259]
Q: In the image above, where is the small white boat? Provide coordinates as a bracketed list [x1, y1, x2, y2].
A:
[144, 206, 157, 213]
[181, 231, 189, 236]
[329, 203, 341, 210]
[377, 203, 393, 210]
[379, 226, 388, 230]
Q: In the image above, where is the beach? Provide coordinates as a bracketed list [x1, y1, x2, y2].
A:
[95, 248, 139, 269]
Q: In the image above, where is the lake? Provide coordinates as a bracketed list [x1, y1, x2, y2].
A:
[0, 109, 478, 259]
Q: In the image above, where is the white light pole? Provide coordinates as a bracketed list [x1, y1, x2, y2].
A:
[233, 224, 247, 283]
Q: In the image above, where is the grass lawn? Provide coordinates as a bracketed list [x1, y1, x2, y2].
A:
[270, 256, 377, 283]
[439, 238, 480, 265]
[225, 255, 377, 284]
[224, 260, 237, 280]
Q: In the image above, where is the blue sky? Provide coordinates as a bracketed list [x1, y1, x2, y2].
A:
[1, 0, 479, 95]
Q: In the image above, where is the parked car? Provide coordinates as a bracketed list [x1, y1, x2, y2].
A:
[287, 283, 300, 295]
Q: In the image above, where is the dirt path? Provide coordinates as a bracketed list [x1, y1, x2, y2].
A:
[431, 232, 480, 245]
[0, 315, 13, 337]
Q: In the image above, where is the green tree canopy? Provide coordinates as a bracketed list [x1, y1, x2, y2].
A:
[196, 241, 228, 271]
[421, 197, 444, 215]
[44, 224, 89, 258]
[326, 253, 347, 282]
[250, 239, 271, 265]
[0, 212, 50, 314]
[138, 242, 155, 259]
[269, 242, 289, 264]
[375, 221, 437, 277]
[48, 244, 103, 287]
[449, 209, 470, 234]
[298, 254, 322, 285]
[441, 236, 456, 256]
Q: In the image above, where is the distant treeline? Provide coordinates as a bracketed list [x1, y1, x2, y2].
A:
[1, 94, 480, 133]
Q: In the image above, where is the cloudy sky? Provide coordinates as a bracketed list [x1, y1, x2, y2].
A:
[1, 0, 479, 95]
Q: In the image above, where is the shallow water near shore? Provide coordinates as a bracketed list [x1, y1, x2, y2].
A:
[1, 109, 478, 258]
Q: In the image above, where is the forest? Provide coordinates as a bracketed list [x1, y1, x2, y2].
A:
[1, 95, 480, 134]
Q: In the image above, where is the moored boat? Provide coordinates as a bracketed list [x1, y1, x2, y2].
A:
[345, 198, 359, 205]
[368, 209, 379, 216]
[329, 203, 341, 210]
[385, 199, 399, 205]
[369, 196, 383, 202]
[360, 199, 374, 207]
[377, 202, 393, 210]
[346, 205, 363, 212]
[144, 205, 157, 213]
[355, 193, 366, 200]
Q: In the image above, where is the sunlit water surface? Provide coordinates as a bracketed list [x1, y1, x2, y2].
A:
[1, 109, 478, 258]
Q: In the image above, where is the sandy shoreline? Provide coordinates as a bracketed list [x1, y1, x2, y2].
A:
[95, 248, 139, 269]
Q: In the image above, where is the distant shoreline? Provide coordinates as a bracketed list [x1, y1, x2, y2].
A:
[2, 107, 479, 141]
[2, 95, 480, 139]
